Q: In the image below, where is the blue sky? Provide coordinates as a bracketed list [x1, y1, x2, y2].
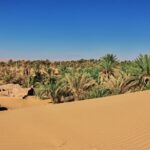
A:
[0, 0, 150, 60]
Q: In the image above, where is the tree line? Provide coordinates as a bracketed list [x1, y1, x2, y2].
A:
[0, 54, 150, 103]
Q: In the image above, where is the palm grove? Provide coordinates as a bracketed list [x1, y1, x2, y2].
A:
[0, 54, 150, 103]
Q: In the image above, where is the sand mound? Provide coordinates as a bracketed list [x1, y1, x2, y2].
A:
[0, 91, 150, 150]
[0, 84, 34, 99]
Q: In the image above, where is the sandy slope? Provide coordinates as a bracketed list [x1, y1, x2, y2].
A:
[0, 91, 150, 150]
[0, 96, 51, 110]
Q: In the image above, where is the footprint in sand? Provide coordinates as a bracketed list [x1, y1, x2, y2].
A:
[52, 139, 69, 149]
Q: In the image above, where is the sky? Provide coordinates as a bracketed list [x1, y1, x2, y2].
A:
[0, 0, 150, 60]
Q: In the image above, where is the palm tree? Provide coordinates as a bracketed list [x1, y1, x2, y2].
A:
[35, 77, 65, 103]
[134, 54, 150, 89]
[135, 54, 150, 75]
[65, 72, 95, 100]
[101, 72, 136, 94]
[99, 54, 118, 83]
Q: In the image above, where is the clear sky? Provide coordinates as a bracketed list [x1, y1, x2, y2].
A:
[0, 0, 150, 60]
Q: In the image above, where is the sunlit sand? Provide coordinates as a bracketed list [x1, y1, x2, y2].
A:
[0, 91, 150, 150]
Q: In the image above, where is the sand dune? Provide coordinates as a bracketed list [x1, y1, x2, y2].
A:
[0, 91, 150, 150]
[0, 96, 51, 110]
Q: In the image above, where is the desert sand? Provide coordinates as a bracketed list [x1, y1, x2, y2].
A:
[0, 91, 150, 150]
[0, 96, 51, 110]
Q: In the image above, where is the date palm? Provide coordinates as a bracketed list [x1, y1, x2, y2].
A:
[101, 72, 136, 94]
[135, 54, 150, 75]
[65, 72, 95, 100]
[36, 78, 65, 103]
[99, 54, 118, 83]
[134, 54, 150, 88]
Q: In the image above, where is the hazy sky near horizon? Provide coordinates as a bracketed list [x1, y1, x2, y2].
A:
[0, 0, 150, 60]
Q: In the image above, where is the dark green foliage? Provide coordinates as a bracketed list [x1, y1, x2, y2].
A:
[86, 87, 110, 99]
[82, 66, 100, 82]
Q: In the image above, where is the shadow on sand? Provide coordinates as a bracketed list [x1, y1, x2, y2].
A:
[0, 106, 8, 111]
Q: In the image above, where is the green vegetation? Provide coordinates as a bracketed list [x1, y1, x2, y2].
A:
[0, 54, 150, 103]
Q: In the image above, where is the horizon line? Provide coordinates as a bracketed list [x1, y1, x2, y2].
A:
[0, 53, 147, 62]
